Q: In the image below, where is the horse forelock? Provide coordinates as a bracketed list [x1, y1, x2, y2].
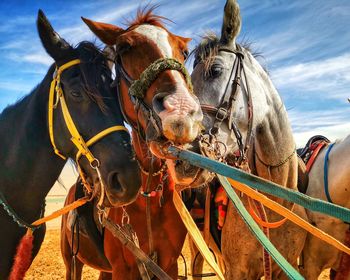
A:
[192, 33, 267, 75]
[126, 5, 170, 31]
[192, 33, 221, 76]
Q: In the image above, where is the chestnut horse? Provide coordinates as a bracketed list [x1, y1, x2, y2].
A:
[61, 7, 203, 279]
[0, 10, 141, 279]
[173, 0, 308, 279]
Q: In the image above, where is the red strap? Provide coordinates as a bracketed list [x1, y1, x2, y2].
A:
[306, 142, 327, 172]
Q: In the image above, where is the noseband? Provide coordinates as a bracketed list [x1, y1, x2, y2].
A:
[114, 57, 193, 141]
[49, 59, 129, 205]
[199, 45, 253, 166]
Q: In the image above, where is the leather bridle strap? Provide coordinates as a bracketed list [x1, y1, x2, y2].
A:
[201, 45, 251, 163]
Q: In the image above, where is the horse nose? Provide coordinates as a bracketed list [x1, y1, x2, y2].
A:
[107, 171, 126, 197]
[154, 91, 203, 121]
[106, 170, 140, 206]
[152, 92, 168, 114]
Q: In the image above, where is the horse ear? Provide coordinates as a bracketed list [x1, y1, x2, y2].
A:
[102, 46, 116, 71]
[178, 36, 192, 44]
[81, 17, 124, 46]
[37, 9, 73, 62]
[220, 0, 241, 47]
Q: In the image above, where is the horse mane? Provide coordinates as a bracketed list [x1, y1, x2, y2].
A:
[126, 5, 170, 30]
[192, 33, 267, 75]
[73, 41, 111, 112]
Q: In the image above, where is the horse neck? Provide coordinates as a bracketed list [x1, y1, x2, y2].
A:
[0, 68, 65, 220]
[237, 51, 296, 187]
[131, 131, 171, 196]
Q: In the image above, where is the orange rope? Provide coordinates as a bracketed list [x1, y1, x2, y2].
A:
[247, 197, 291, 229]
[31, 196, 89, 227]
[227, 178, 350, 256]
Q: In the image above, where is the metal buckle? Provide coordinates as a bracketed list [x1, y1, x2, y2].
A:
[215, 107, 228, 122]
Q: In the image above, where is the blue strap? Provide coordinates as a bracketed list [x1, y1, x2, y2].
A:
[168, 146, 350, 223]
[324, 143, 335, 203]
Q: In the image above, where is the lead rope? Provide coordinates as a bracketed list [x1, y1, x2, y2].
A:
[121, 208, 151, 280]
[252, 199, 272, 280]
[145, 155, 157, 271]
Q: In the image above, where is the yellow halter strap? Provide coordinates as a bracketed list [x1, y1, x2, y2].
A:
[48, 59, 129, 192]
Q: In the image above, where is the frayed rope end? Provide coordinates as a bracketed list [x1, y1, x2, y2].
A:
[9, 229, 34, 280]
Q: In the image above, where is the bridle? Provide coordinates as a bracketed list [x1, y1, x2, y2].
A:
[114, 56, 193, 143]
[48, 59, 129, 207]
[199, 44, 253, 167]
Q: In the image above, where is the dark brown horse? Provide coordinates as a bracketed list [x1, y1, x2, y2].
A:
[60, 7, 203, 280]
[0, 10, 141, 279]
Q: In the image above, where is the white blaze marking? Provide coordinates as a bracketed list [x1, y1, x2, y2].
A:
[134, 25, 194, 114]
[134, 25, 172, 57]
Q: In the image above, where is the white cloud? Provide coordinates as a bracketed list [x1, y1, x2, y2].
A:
[0, 81, 33, 93]
[293, 123, 349, 148]
[23, 53, 53, 66]
[271, 53, 350, 100]
[288, 108, 350, 147]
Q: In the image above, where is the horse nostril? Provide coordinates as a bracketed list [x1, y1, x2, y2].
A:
[152, 92, 167, 114]
[108, 172, 124, 194]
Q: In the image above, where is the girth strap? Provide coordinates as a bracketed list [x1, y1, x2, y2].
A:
[324, 143, 335, 203]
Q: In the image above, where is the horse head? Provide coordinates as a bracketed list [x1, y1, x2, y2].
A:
[82, 7, 203, 162]
[37, 10, 141, 207]
[169, 0, 253, 189]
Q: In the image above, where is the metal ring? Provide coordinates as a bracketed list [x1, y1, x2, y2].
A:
[90, 158, 100, 169]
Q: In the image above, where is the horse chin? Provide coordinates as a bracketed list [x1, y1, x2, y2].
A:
[167, 158, 214, 190]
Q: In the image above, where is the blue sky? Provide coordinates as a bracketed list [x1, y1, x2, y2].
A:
[0, 0, 349, 148]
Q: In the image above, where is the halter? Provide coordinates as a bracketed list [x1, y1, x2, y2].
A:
[115, 57, 193, 141]
[48, 59, 129, 198]
[113, 56, 193, 271]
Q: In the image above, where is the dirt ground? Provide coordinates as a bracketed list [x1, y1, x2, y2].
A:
[25, 229, 214, 280]
[25, 229, 330, 280]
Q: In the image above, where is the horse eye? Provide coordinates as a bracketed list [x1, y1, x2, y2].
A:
[209, 64, 223, 78]
[115, 42, 131, 55]
[182, 50, 189, 60]
[70, 91, 81, 98]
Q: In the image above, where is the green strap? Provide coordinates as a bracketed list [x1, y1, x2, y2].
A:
[168, 146, 350, 223]
[217, 175, 304, 280]
[129, 58, 193, 98]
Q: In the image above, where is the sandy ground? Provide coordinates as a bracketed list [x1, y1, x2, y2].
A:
[25, 197, 330, 279]
[25, 229, 330, 279]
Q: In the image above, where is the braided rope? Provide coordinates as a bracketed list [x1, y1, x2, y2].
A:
[0, 192, 39, 230]
[129, 58, 193, 98]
